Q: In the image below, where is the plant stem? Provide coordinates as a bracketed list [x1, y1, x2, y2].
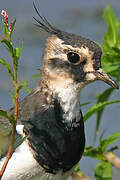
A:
[72, 171, 92, 180]
[0, 61, 18, 179]
[104, 152, 120, 169]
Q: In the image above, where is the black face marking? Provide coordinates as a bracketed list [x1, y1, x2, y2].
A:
[80, 59, 87, 66]
[49, 58, 86, 82]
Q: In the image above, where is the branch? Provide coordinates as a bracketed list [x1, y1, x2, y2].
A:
[71, 171, 92, 180]
[0, 10, 19, 179]
[104, 152, 120, 169]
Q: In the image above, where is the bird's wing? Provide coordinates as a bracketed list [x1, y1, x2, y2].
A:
[0, 116, 12, 157]
[0, 87, 47, 157]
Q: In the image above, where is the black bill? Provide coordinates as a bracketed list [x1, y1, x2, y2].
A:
[95, 68, 119, 89]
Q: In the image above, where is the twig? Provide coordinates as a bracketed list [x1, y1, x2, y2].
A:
[0, 67, 18, 180]
[104, 152, 120, 169]
[71, 171, 92, 180]
[0, 10, 19, 179]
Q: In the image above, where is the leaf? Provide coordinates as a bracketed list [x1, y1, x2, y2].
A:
[102, 62, 120, 74]
[74, 163, 80, 173]
[23, 87, 31, 94]
[9, 19, 16, 39]
[0, 110, 15, 124]
[95, 88, 114, 137]
[0, 58, 14, 79]
[8, 114, 16, 124]
[103, 5, 120, 47]
[31, 74, 41, 79]
[73, 166, 85, 177]
[17, 80, 28, 93]
[84, 146, 104, 161]
[101, 5, 120, 81]
[10, 91, 15, 104]
[94, 161, 112, 180]
[2, 20, 10, 41]
[14, 40, 23, 61]
[1, 39, 13, 53]
[80, 102, 91, 107]
[84, 99, 120, 122]
[12, 40, 23, 66]
[100, 132, 120, 153]
[17, 80, 31, 94]
[0, 110, 8, 118]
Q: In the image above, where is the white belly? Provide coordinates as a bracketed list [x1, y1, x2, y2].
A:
[0, 125, 69, 180]
[0, 140, 41, 180]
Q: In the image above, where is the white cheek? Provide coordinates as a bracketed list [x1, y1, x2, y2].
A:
[86, 73, 96, 81]
[83, 62, 94, 72]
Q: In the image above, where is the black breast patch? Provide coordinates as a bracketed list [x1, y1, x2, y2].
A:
[23, 99, 85, 174]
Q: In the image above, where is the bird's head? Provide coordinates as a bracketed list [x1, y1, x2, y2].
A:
[33, 3, 119, 92]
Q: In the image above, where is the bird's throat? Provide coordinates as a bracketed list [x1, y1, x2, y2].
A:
[52, 83, 82, 128]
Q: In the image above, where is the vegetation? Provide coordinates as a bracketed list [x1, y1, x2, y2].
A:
[0, 5, 120, 180]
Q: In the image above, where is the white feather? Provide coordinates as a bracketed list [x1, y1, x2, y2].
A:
[0, 125, 70, 180]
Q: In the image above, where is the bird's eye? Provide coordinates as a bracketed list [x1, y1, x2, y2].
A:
[67, 52, 80, 64]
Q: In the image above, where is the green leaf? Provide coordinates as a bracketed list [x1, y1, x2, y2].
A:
[9, 19, 16, 39]
[1, 39, 13, 53]
[74, 165, 85, 177]
[94, 161, 112, 180]
[0, 110, 15, 124]
[10, 91, 15, 104]
[100, 132, 120, 153]
[80, 102, 91, 107]
[8, 114, 16, 124]
[2, 20, 10, 41]
[14, 40, 23, 61]
[0, 58, 14, 79]
[102, 62, 120, 75]
[101, 5, 120, 81]
[31, 74, 41, 79]
[84, 146, 104, 161]
[0, 110, 8, 118]
[84, 99, 120, 122]
[17, 80, 28, 93]
[23, 87, 31, 94]
[107, 146, 118, 152]
[95, 88, 114, 137]
[103, 5, 120, 47]
[17, 80, 31, 94]
[74, 163, 80, 173]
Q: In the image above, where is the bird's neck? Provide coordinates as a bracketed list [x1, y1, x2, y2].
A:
[39, 68, 84, 127]
[46, 77, 82, 128]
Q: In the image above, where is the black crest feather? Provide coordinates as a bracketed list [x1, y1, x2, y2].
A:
[33, 2, 61, 35]
[33, 2, 102, 62]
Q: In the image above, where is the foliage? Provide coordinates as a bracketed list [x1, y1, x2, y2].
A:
[75, 4, 120, 180]
[0, 10, 28, 178]
[94, 161, 112, 180]
[99, 5, 120, 81]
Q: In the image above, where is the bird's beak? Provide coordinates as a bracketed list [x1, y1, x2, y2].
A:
[95, 68, 119, 89]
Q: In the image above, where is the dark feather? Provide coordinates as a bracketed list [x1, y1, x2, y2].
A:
[33, 2, 61, 35]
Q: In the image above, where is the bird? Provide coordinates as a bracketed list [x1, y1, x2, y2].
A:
[0, 3, 119, 180]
